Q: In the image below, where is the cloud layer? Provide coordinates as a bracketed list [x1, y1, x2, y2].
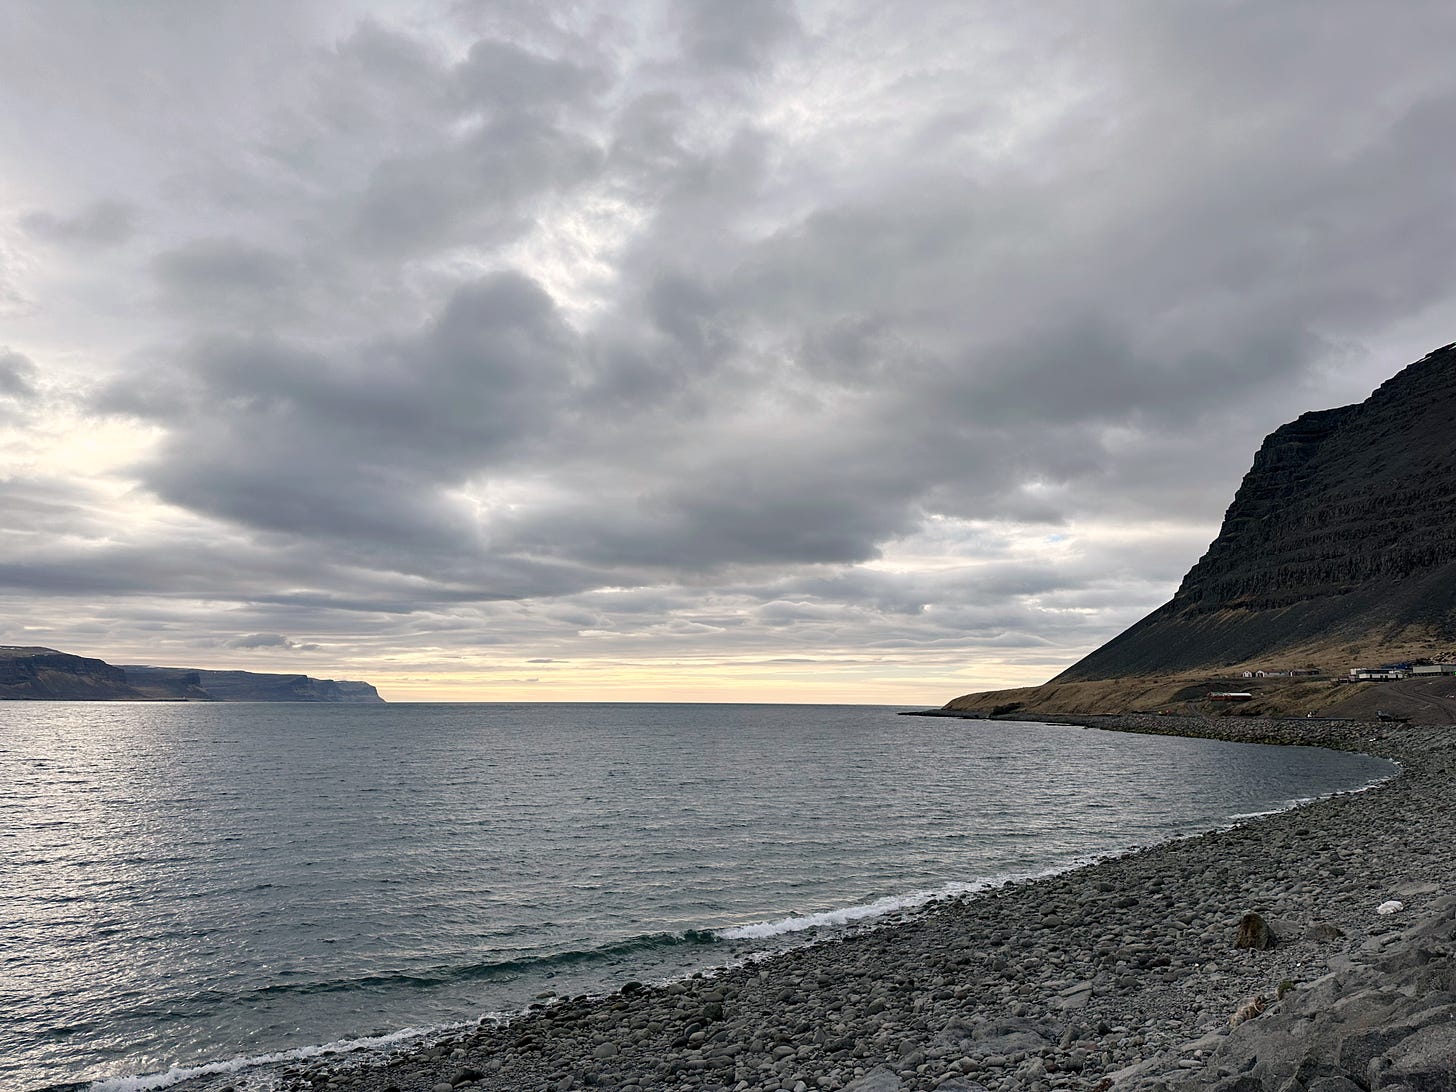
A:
[2, 1, 1455, 700]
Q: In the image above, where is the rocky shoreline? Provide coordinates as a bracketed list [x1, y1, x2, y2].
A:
[184, 716, 1453, 1092]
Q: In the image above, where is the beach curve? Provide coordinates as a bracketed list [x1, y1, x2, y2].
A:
[123, 714, 1456, 1092]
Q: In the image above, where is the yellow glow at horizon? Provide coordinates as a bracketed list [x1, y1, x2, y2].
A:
[356, 653, 1063, 705]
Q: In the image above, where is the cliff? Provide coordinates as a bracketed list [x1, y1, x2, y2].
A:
[1057, 340, 1456, 681]
[0, 646, 385, 702]
[0, 647, 146, 700]
[945, 340, 1456, 720]
[138, 668, 385, 703]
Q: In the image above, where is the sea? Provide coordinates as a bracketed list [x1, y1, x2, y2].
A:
[0, 702, 1396, 1092]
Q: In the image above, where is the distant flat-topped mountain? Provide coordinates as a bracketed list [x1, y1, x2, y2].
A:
[0, 646, 385, 702]
[946, 341, 1456, 720]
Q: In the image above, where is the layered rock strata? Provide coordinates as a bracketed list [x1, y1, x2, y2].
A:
[0, 646, 384, 702]
[1057, 341, 1456, 681]
[0, 646, 143, 700]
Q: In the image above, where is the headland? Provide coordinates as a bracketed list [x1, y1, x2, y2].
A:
[0, 645, 384, 702]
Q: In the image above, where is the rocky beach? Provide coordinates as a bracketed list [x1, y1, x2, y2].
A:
[183, 715, 1454, 1092]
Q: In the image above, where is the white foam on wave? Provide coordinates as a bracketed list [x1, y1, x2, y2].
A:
[716, 880, 995, 940]
[89, 757, 1403, 1091]
[1224, 765, 1399, 823]
[88, 1023, 458, 1092]
[717, 761, 1402, 945]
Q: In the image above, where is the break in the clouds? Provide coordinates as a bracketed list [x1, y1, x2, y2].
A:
[2, 1, 1455, 701]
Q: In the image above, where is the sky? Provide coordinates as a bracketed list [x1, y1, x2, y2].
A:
[2, 1, 1455, 703]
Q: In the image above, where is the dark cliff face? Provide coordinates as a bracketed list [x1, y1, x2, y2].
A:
[1056, 341, 1456, 681]
[0, 647, 385, 702]
[183, 670, 385, 703]
[0, 647, 144, 700]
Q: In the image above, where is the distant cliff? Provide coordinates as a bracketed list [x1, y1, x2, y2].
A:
[127, 667, 384, 703]
[0, 647, 144, 700]
[1053, 340, 1456, 681]
[0, 646, 385, 702]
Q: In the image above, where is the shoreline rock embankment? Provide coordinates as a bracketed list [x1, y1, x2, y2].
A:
[184, 716, 1454, 1092]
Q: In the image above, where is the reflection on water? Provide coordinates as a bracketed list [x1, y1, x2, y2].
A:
[0, 703, 1394, 1091]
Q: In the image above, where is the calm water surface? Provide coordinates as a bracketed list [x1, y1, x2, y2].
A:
[0, 703, 1395, 1091]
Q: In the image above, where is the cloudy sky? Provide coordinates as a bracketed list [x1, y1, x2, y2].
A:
[2, 1, 1454, 702]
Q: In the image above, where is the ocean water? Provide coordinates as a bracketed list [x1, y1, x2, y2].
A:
[0, 702, 1394, 1092]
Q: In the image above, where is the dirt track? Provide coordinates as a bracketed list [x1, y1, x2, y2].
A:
[1321, 674, 1456, 723]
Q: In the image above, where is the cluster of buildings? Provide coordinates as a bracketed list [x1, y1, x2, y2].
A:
[1347, 663, 1456, 681]
[1239, 668, 1322, 678]
[1206, 660, 1456, 699]
[1230, 662, 1456, 682]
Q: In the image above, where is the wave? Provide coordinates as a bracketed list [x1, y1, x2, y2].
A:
[712, 769, 1404, 943]
[78, 933, 722, 1091]
[86, 1024, 442, 1092]
[82, 765, 1403, 1092]
[240, 929, 721, 1000]
[715, 880, 992, 940]
[1224, 764, 1399, 823]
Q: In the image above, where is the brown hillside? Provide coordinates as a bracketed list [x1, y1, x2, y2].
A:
[946, 341, 1456, 722]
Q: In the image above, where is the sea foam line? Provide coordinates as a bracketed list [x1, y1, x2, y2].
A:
[1223, 765, 1400, 822]
[718, 762, 1401, 942]
[88, 1023, 457, 1092]
[90, 759, 1401, 1091]
[714, 881, 991, 940]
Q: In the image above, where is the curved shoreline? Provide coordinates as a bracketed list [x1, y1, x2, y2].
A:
[136, 716, 1456, 1092]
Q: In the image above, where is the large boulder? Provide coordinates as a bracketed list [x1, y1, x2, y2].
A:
[1125, 901, 1456, 1090]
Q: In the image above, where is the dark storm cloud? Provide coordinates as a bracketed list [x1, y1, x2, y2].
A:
[21, 199, 136, 248]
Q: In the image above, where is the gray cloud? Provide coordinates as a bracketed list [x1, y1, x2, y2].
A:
[6, 0, 1456, 694]
[21, 199, 136, 247]
[152, 239, 302, 324]
[451, 38, 606, 114]
[670, 0, 803, 71]
[0, 349, 37, 399]
[103, 271, 582, 569]
[346, 36, 608, 256]
[225, 632, 292, 649]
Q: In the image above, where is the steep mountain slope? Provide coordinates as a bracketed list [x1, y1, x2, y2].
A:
[1056, 341, 1456, 681]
